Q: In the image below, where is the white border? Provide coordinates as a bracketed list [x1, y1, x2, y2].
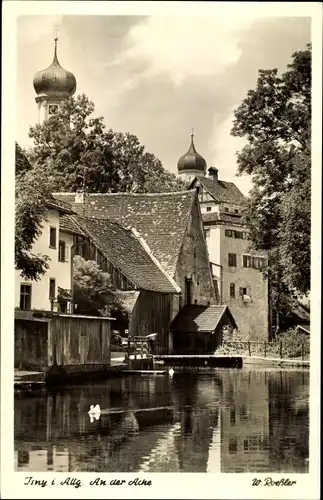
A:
[1, 2, 321, 499]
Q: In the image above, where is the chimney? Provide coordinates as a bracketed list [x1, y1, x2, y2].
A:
[208, 166, 218, 181]
[75, 191, 85, 204]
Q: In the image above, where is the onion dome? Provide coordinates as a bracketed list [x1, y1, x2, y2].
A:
[177, 133, 207, 174]
[33, 38, 76, 98]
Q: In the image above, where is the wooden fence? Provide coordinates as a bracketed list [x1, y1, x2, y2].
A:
[221, 340, 310, 360]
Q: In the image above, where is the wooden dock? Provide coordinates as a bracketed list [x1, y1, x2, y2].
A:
[153, 354, 243, 368]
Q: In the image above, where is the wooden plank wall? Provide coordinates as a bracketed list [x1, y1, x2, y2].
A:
[15, 319, 48, 370]
[130, 291, 173, 354]
[49, 316, 111, 367]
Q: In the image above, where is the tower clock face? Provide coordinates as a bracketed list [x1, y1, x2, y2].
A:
[48, 105, 59, 115]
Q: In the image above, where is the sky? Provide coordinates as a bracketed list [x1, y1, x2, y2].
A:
[16, 12, 311, 195]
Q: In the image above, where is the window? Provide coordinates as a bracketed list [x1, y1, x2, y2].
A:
[234, 209, 239, 214]
[206, 206, 211, 212]
[230, 283, 235, 298]
[185, 277, 192, 305]
[20, 284, 32, 310]
[228, 253, 237, 267]
[58, 300, 67, 313]
[225, 229, 244, 239]
[239, 286, 251, 297]
[58, 240, 66, 262]
[49, 227, 57, 248]
[230, 408, 236, 426]
[49, 279, 56, 300]
[224, 207, 229, 212]
[243, 254, 265, 269]
[229, 438, 237, 454]
[205, 229, 210, 239]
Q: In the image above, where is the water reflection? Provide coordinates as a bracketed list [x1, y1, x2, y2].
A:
[14, 369, 309, 473]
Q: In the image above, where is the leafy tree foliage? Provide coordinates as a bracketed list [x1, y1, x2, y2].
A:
[72, 255, 127, 318]
[27, 94, 185, 194]
[15, 166, 52, 280]
[231, 44, 311, 326]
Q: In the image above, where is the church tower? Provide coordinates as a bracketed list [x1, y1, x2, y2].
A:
[177, 132, 207, 183]
[33, 38, 76, 124]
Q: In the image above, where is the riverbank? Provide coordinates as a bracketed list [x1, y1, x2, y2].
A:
[242, 355, 310, 368]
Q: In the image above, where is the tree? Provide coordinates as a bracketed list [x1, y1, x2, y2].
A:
[231, 44, 311, 327]
[27, 94, 186, 194]
[73, 255, 126, 317]
[28, 94, 118, 193]
[15, 149, 53, 280]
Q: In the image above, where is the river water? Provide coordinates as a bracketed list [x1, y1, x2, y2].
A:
[14, 368, 309, 473]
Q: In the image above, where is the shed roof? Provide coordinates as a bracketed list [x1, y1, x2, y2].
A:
[54, 191, 196, 277]
[170, 304, 237, 333]
[75, 216, 179, 294]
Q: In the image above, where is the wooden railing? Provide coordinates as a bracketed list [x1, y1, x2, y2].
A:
[125, 335, 153, 360]
[221, 340, 310, 360]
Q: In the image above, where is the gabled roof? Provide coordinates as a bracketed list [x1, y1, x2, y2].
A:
[60, 214, 85, 235]
[75, 216, 180, 294]
[47, 198, 75, 215]
[191, 176, 246, 205]
[54, 191, 197, 277]
[170, 304, 237, 333]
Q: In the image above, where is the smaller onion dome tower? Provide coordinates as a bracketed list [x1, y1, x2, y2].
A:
[177, 132, 207, 183]
[33, 38, 77, 124]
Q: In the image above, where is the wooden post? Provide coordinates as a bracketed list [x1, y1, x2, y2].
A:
[280, 341, 283, 359]
[140, 339, 144, 359]
[301, 342, 304, 361]
[248, 341, 251, 357]
[264, 342, 267, 358]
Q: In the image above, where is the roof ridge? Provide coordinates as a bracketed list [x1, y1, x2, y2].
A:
[130, 227, 181, 293]
[54, 190, 195, 198]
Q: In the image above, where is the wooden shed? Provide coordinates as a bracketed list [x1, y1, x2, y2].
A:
[170, 304, 237, 355]
[15, 309, 114, 375]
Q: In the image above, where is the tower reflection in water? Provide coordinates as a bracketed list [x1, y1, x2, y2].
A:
[14, 369, 309, 473]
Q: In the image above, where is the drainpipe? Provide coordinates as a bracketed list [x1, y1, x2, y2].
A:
[210, 261, 223, 305]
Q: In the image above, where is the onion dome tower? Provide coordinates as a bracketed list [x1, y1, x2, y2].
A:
[177, 132, 207, 182]
[33, 38, 76, 124]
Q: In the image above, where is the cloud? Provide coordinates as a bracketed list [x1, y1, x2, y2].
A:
[117, 15, 263, 86]
[209, 110, 252, 195]
[17, 15, 63, 44]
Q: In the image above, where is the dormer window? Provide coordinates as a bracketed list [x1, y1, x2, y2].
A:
[206, 207, 211, 212]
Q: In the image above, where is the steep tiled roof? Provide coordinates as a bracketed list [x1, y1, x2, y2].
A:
[116, 291, 140, 314]
[170, 304, 237, 333]
[75, 216, 179, 294]
[54, 191, 196, 277]
[47, 198, 75, 215]
[203, 212, 244, 226]
[194, 177, 246, 205]
[59, 214, 85, 235]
